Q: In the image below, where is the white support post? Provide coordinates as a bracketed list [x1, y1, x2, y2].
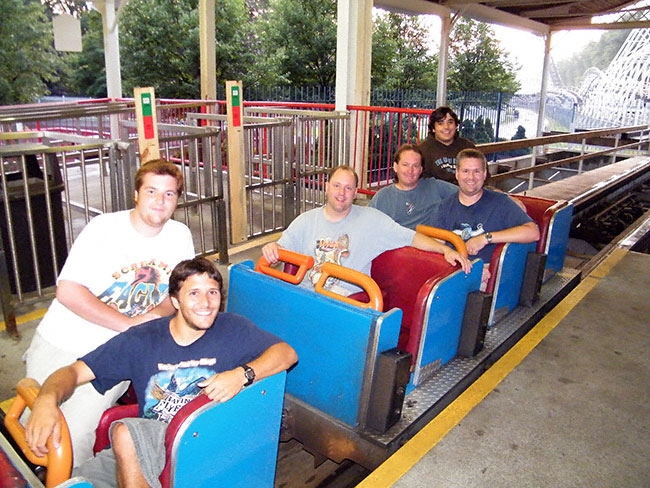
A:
[437, 13, 452, 106]
[98, 0, 122, 139]
[536, 33, 552, 138]
[335, 0, 372, 185]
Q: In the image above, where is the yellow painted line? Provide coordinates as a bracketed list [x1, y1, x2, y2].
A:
[590, 247, 627, 279]
[0, 308, 47, 332]
[358, 251, 626, 487]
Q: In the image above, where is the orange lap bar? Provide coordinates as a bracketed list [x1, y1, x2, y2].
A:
[4, 378, 72, 488]
[255, 249, 315, 285]
[416, 225, 468, 258]
[315, 262, 383, 312]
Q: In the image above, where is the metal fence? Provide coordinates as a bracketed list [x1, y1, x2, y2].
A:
[188, 106, 349, 240]
[0, 108, 229, 338]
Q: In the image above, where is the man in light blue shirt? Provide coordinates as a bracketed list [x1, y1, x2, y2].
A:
[369, 144, 457, 230]
[262, 165, 471, 296]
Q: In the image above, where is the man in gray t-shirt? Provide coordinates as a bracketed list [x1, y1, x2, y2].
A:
[261, 165, 471, 296]
[370, 144, 457, 230]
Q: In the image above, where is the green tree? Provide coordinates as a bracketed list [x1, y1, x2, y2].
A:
[556, 30, 629, 88]
[448, 19, 520, 93]
[41, 0, 88, 16]
[372, 11, 437, 90]
[117, 0, 253, 99]
[256, 0, 337, 87]
[0, 0, 61, 104]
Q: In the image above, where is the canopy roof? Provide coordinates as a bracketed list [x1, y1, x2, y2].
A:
[378, 0, 650, 34]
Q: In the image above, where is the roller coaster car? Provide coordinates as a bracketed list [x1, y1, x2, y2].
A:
[233, 197, 572, 468]
[229, 240, 483, 465]
[3, 373, 286, 488]
[417, 196, 572, 326]
[485, 195, 572, 325]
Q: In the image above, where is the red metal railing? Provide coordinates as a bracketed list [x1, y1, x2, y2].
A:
[2, 98, 437, 192]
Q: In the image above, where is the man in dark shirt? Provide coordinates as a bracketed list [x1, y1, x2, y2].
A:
[417, 106, 476, 183]
[430, 149, 540, 290]
[22, 257, 298, 488]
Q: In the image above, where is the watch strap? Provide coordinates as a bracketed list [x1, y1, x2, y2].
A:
[242, 364, 255, 386]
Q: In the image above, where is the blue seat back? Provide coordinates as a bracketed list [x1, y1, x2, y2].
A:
[227, 262, 402, 428]
[171, 373, 286, 488]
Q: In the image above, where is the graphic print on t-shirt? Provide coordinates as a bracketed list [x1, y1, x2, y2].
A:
[143, 361, 216, 423]
[435, 156, 457, 174]
[454, 222, 485, 241]
[309, 234, 350, 288]
[96, 260, 173, 317]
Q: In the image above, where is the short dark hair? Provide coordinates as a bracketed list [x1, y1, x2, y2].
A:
[328, 165, 359, 188]
[168, 257, 223, 298]
[134, 159, 184, 195]
[428, 106, 460, 136]
[456, 148, 488, 171]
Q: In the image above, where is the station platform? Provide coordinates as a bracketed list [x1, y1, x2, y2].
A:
[359, 247, 649, 488]
[523, 155, 650, 210]
[1, 241, 648, 487]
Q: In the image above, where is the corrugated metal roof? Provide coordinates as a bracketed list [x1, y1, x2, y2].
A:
[435, 0, 649, 30]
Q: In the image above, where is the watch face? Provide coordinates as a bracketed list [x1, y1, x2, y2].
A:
[243, 365, 255, 383]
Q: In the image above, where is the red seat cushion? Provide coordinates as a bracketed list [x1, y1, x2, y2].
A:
[93, 404, 138, 454]
[370, 247, 456, 360]
[512, 196, 566, 253]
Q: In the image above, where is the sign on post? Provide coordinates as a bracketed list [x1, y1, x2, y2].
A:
[226, 81, 248, 243]
[134, 87, 160, 164]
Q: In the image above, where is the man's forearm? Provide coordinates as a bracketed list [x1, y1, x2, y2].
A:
[198, 342, 298, 403]
[32, 365, 79, 408]
[491, 222, 540, 244]
[248, 342, 298, 381]
[411, 232, 448, 254]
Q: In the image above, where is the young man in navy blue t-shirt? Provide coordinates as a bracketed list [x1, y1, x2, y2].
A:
[22, 257, 298, 487]
[430, 148, 540, 290]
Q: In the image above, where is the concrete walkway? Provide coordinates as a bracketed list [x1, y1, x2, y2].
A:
[362, 249, 649, 487]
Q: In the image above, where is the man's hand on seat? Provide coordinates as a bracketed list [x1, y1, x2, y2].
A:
[442, 247, 472, 274]
[198, 369, 247, 403]
[23, 362, 95, 458]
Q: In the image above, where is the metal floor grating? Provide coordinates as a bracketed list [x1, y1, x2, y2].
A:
[366, 268, 580, 447]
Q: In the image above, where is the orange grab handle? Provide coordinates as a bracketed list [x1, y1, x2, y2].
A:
[314, 262, 383, 312]
[4, 378, 72, 488]
[415, 225, 468, 258]
[255, 249, 315, 285]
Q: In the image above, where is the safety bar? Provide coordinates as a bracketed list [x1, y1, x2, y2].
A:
[255, 249, 315, 285]
[315, 262, 383, 312]
[4, 378, 72, 488]
[415, 225, 468, 258]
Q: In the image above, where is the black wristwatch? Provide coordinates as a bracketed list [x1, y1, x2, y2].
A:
[484, 232, 493, 244]
[242, 364, 255, 387]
